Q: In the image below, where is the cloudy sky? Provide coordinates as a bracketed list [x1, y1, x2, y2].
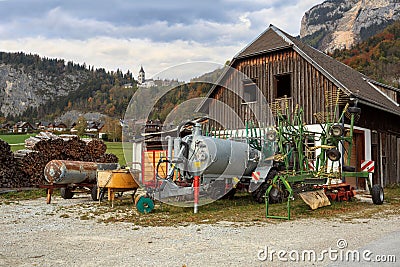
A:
[0, 0, 323, 79]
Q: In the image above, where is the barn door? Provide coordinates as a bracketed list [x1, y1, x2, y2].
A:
[343, 129, 365, 189]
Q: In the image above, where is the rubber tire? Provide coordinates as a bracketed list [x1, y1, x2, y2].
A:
[251, 169, 278, 204]
[347, 106, 361, 114]
[267, 131, 276, 141]
[330, 124, 344, 137]
[268, 186, 282, 204]
[342, 165, 356, 172]
[91, 185, 98, 201]
[209, 181, 236, 200]
[326, 148, 341, 161]
[60, 187, 74, 199]
[223, 188, 236, 200]
[371, 184, 384, 205]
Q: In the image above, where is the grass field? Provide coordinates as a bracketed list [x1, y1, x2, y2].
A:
[105, 141, 126, 166]
[0, 134, 35, 151]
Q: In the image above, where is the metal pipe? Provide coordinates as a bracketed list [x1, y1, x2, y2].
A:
[44, 160, 98, 184]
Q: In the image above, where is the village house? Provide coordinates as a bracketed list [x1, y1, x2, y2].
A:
[0, 122, 13, 133]
[49, 122, 68, 132]
[198, 25, 400, 188]
[13, 121, 35, 133]
[36, 121, 68, 132]
[36, 121, 50, 131]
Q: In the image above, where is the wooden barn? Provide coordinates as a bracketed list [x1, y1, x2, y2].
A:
[198, 25, 400, 188]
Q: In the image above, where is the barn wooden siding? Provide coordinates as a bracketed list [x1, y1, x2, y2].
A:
[358, 104, 400, 186]
[207, 48, 346, 129]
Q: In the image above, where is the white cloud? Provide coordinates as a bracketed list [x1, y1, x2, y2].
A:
[0, 0, 324, 76]
[0, 37, 243, 79]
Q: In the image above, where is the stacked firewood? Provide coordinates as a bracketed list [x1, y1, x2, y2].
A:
[0, 140, 27, 188]
[1, 134, 119, 188]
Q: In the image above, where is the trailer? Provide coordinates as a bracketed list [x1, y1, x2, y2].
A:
[138, 92, 384, 217]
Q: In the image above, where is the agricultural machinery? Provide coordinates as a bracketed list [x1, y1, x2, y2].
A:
[148, 90, 384, 218]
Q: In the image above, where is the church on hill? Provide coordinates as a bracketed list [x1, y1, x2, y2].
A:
[137, 66, 155, 88]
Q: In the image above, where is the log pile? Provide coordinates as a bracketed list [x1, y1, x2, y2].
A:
[0, 140, 27, 188]
[1, 134, 119, 188]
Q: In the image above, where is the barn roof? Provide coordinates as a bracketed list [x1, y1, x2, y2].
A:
[200, 25, 400, 116]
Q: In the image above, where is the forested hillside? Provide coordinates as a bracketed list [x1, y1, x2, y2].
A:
[330, 21, 400, 87]
[0, 52, 218, 124]
[0, 52, 135, 123]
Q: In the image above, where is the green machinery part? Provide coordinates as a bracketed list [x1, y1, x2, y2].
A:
[135, 195, 155, 214]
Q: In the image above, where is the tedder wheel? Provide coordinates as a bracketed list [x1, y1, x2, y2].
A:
[330, 124, 344, 137]
[371, 184, 384, 205]
[266, 130, 277, 141]
[326, 148, 341, 161]
[268, 186, 283, 204]
[60, 187, 74, 199]
[347, 106, 361, 114]
[91, 185, 99, 201]
[251, 169, 278, 204]
[342, 165, 356, 172]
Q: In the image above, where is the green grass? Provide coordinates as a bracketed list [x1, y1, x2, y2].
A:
[0, 189, 47, 200]
[0, 134, 35, 151]
[0, 134, 126, 163]
[105, 141, 126, 166]
[0, 133, 35, 144]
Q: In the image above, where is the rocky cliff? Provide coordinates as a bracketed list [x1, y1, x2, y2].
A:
[300, 0, 400, 52]
[0, 63, 88, 117]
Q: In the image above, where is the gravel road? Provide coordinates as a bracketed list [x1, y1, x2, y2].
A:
[0, 195, 399, 267]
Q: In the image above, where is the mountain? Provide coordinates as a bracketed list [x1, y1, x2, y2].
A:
[0, 52, 135, 122]
[0, 53, 90, 117]
[330, 21, 400, 87]
[300, 0, 400, 52]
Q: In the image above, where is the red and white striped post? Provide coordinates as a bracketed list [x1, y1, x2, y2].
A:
[194, 175, 200, 213]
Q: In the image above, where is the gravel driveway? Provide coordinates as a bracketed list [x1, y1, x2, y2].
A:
[0, 195, 399, 266]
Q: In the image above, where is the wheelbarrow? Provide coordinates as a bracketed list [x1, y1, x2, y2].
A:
[97, 168, 154, 213]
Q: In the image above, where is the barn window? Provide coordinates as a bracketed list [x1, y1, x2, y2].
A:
[274, 73, 291, 99]
[242, 78, 257, 103]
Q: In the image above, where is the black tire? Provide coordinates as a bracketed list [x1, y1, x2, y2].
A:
[60, 187, 74, 199]
[223, 188, 236, 199]
[326, 148, 341, 161]
[251, 169, 278, 203]
[209, 180, 224, 200]
[330, 124, 344, 137]
[91, 185, 99, 201]
[268, 186, 282, 204]
[267, 130, 276, 141]
[208, 181, 236, 200]
[371, 184, 384, 205]
[347, 106, 361, 114]
[252, 182, 269, 203]
[342, 165, 356, 172]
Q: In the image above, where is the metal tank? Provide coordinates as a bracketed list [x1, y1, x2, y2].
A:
[44, 160, 98, 184]
[188, 126, 259, 177]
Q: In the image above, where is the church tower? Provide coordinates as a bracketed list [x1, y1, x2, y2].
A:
[138, 66, 145, 84]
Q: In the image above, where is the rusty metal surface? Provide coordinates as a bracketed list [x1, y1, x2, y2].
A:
[97, 169, 139, 189]
[44, 160, 97, 184]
